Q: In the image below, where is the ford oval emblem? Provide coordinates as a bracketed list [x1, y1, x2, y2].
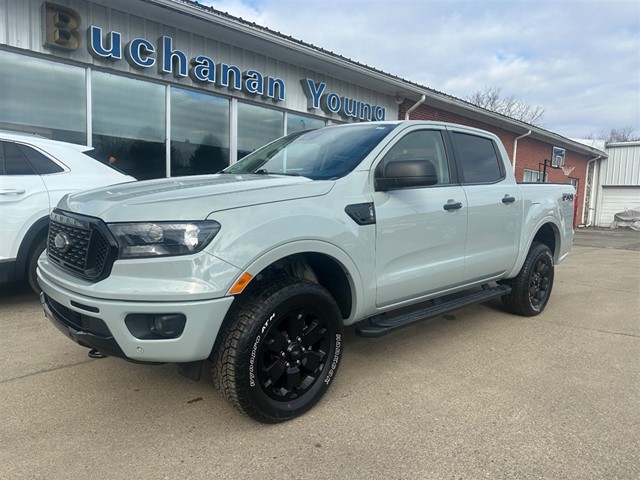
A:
[54, 232, 72, 253]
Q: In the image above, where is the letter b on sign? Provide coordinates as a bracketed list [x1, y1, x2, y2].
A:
[43, 2, 82, 51]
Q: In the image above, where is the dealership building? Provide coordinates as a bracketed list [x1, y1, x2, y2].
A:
[0, 0, 606, 223]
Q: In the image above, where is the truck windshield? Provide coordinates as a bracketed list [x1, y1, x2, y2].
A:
[222, 123, 398, 180]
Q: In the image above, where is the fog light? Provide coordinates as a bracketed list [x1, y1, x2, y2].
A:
[125, 313, 186, 339]
[149, 314, 186, 338]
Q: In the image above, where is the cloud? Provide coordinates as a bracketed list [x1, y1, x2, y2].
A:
[201, 0, 640, 138]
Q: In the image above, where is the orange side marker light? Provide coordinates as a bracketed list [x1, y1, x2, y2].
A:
[229, 272, 254, 295]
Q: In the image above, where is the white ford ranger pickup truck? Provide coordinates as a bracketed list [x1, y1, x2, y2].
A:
[37, 121, 575, 423]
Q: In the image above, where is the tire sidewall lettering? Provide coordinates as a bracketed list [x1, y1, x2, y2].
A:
[324, 333, 342, 385]
[249, 312, 277, 388]
[249, 334, 261, 388]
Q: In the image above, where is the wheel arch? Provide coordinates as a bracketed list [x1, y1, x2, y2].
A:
[15, 216, 49, 282]
[531, 222, 559, 259]
[236, 241, 361, 322]
[210, 241, 360, 360]
[507, 219, 561, 279]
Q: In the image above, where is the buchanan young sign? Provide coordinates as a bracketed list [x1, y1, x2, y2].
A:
[42, 2, 386, 121]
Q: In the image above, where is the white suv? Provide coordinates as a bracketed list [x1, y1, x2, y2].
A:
[0, 131, 134, 292]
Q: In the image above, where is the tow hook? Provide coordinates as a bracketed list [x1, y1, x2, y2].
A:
[88, 348, 108, 359]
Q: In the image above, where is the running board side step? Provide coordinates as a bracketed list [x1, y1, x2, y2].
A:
[356, 284, 511, 338]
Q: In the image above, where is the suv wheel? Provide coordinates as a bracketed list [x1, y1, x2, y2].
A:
[27, 237, 47, 294]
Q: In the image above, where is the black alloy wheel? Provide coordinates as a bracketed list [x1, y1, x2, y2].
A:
[501, 241, 555, 316]
[212, 278, 343, 423]
[528, 253, 552, 309]
[258, 304, 332, 401]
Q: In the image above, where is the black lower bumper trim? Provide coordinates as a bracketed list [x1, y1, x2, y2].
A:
[41, 292, 127, 359]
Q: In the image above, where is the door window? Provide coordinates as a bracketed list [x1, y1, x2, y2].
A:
[2, 142, 35, 175]
[453, 132, 504, 184]
[379, 130, 451, 185]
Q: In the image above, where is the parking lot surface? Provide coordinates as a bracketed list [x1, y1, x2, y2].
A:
[1, 229, 639, 479]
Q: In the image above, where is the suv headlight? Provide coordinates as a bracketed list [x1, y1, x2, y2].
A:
[109, 221, 221, 259]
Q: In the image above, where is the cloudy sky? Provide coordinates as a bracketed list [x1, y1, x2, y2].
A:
[201, 0, 640, 139]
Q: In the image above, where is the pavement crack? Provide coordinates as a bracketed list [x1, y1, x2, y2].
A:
[555, 279, 639, 294]
[538, 319, 640, 338]
[0, 359, 93, 385]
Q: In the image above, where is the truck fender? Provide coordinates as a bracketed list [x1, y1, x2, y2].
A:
[506, 216, 561, 279]
[230, 239, 365, 324]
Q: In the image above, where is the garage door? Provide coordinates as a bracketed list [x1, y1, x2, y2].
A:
[597, 187, 640, 227]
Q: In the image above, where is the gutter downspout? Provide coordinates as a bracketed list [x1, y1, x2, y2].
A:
[583, 154, 602, 227]
[405, 94, 426, 120]
[512, 130, 532, 174]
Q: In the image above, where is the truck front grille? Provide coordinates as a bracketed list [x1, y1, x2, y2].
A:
[47, 209, 118, 282]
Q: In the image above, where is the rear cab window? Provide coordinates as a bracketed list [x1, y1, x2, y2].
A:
[452, 132, 505, 184]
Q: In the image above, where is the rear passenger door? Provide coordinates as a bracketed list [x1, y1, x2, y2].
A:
[374, 128, 467, 307]
[0, 141, 50, 261]
[448, 128, 521, 280]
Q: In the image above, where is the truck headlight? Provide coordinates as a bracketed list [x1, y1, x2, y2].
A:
[109, 221, 221, 259]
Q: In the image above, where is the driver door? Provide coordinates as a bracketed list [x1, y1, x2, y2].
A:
[373, 129, 467, 307]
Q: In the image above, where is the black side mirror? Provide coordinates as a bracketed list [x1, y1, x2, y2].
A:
[375, 159, 438, 191]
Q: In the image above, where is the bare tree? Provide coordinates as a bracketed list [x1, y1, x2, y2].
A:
[465, 86, 545, 126]
[584, 126, 640, 142]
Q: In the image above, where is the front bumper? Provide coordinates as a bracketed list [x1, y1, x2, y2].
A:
[39, 273, 235, 363]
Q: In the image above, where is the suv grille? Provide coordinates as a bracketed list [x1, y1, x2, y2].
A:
[47, 209, 118, 282]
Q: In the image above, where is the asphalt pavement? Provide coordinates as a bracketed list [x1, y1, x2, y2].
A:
[1, 228, 638, 479]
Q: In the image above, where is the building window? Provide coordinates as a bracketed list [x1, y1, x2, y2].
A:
[286, 113, 326, 135]
[523, 169, 548, 182]
[237, 103, 284, 159]
[170, 88, 230, 176]
[91, 71, 165, 180]
[0, 51, 86, 143]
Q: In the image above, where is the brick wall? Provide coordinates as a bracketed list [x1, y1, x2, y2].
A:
[399, 102, 589, 224]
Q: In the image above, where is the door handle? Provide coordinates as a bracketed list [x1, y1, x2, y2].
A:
[443, 202, 463, 211]
[0, 189, 26, 195]
[502, 195, 516, 204]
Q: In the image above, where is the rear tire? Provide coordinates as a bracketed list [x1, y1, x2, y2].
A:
[212, 278, 344, 423]
[501, 242, 554, 316]
[27, 237, 47, 294]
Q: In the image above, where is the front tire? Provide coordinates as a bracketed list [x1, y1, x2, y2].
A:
[501, 242, 555, 316]
[212, 278, 344, 423]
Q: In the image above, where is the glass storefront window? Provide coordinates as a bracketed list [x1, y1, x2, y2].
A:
[237, 103, 284, 159]
[0, 51, 86, 143]
[170, 88, 230, 176]
[286, 113, 325, 135]
[92, 71, 165, 180]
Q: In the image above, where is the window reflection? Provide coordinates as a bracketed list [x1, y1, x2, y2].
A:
[92, 72, 165, 180]
[286, 113, 325, 135]
[170, 88, 230, 176]
[0, 51, 86, 143]
[237, 103, 283, 159]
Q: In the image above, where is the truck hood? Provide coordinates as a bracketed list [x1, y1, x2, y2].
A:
[59, 174, 334, 222]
